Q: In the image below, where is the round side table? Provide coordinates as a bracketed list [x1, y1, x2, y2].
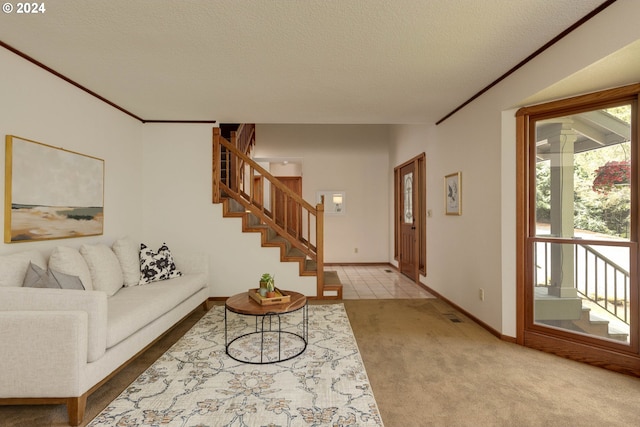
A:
[224, 290, 308, 364]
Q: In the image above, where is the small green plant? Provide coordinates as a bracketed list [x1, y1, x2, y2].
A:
[260, 273, 275, 291]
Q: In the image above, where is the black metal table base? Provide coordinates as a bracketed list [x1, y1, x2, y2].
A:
[225, 304, 308, 364]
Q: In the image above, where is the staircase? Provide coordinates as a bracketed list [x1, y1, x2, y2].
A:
[212, 125, 342, 299]
[539, 303, 628, 342]
[572, 306, 628, 342]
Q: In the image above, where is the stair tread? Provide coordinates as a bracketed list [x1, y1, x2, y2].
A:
[324, 271, 342, 286]
[286, 248, 306, 258]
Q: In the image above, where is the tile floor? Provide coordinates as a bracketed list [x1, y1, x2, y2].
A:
[326, 264, 435, 299]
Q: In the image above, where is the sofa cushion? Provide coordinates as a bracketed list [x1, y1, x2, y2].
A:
[112, 237, 140, 287]
[49, 246, 94, 291]
[22, 262, 84, 290]
[139, 243, 182, 285]
[0, 286, 108, 362]
[81, 244, 123, 296]
[106, 274, 206, 348]
[0, 250, 47, 287]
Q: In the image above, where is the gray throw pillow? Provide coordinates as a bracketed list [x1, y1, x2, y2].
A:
[48, 268, 85, 290]
[22, 262, 54, 288]
[22, 262, 85, 290]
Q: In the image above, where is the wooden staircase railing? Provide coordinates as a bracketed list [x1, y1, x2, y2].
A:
[212, 127, 326, 297]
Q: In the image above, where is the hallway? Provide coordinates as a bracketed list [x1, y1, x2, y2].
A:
[327, 264, 435, 299]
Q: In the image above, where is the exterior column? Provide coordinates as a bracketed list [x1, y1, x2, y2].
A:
[548, 125, 578, 298]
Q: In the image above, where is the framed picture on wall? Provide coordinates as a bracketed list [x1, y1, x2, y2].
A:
[4, 135, 105, 242]
[444, 172, 461, 215]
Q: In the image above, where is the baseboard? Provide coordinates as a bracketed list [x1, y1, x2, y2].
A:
[418, 283, 516, 343]
[324, 262, 394, 267]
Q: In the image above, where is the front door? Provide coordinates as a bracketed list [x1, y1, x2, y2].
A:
[400, 162, 417, 280]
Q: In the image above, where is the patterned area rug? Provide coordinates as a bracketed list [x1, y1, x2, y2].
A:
[88, 303, 383, 427]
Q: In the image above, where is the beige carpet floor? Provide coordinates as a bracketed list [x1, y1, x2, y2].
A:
[2, 298, 640, 426]
[343, 299, 640, 427]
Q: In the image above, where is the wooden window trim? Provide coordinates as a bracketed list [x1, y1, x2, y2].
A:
[515, 83, 640, 376]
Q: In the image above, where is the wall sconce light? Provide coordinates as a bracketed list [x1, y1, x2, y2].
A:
[332, 194, 343, 212]
[317, 191, 345, 215]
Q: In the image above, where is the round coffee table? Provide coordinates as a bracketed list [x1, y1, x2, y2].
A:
[224, 290, 308, 364]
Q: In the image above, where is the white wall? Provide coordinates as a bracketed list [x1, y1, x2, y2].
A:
[390, 0, 640, 335]
[254, 124, 391, 263]
[0, 48, 143, 257]
[0, 49, 315, 298]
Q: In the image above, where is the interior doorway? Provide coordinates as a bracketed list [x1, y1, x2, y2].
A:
[394, 153, 426, 281]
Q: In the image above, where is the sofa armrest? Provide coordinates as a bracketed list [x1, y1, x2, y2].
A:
[173, 252, 209, 276]
[0, 287, 107, 362]
[0, 311, 88, 398]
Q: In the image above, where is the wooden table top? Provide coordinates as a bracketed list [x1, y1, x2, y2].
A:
[225, 290, 307, 315]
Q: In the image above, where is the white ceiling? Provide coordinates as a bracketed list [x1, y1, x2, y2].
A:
[0, 0, 623, 124]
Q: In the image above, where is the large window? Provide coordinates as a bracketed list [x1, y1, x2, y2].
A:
[516, 84, 640, 376]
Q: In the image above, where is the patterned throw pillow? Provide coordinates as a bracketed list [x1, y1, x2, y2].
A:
[139, 243, 182, 285]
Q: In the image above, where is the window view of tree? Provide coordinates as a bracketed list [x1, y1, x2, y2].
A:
[536, 106, 631, 239]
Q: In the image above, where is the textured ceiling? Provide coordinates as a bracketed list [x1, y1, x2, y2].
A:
[0, 0, 615, 123]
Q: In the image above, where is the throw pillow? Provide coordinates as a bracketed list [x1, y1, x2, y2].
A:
[139, 242, 182, 285]
[80, 244, 124, 296]
[112, 237, 141, 287]
[22, 262, 85, 290]
[22, 262, 54, 288]
[48, 246, 93, 291]
[47, 268, 85, 290]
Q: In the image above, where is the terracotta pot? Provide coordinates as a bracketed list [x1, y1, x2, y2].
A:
[266, 291, 276, 298]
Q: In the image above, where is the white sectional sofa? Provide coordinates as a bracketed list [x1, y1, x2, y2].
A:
[0, 238, 210, 425]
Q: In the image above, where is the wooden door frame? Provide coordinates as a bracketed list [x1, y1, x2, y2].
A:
[394, 153, 426, 280]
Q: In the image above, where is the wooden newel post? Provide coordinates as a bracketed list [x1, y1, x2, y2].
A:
[316, 198, 325, 298]
[212, 128, 221, 203]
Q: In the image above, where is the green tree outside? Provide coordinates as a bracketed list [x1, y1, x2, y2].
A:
[536, 107, 631, 239]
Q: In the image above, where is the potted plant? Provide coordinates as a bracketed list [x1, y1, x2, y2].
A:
[259, 273, 275, 297]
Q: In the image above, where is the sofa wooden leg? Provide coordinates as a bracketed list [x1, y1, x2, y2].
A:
[67, 394, 87, 426]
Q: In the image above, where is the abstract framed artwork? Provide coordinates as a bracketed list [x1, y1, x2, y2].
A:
[4, 135, 104, 242]
[444, 172, 461, 215]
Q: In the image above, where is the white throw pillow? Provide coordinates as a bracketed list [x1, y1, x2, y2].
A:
[48, 246, 94, 291]
[112, 237, 141, 287]
[0, 250, 47, 287]
[80, 244, 124, 296]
